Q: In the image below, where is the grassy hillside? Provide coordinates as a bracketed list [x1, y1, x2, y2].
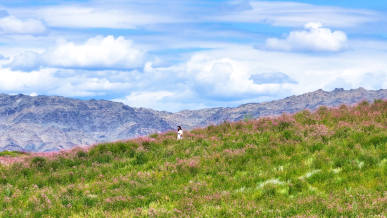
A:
[0, 100, 386, 217]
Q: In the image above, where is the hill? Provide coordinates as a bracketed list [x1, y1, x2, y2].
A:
[0, 100, 386, 216]
[1, 88, 387, 152]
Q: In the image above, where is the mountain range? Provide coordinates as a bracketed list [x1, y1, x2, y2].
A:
[0, 87, 386, 152]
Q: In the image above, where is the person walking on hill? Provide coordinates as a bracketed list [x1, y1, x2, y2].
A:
[177, 126, 183, 140]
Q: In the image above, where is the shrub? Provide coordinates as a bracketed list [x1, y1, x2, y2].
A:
[277, 121, 291, 131]
[294, 110, 316, 125]
[76, 151, 88, 158]
[31, 157, 47, 168]
[132, 152, 148, 165]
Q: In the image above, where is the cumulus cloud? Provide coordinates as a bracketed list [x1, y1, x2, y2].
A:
[266, 22, 347, 52]
[126, 44, 386, 109]
[180, 52, 286, 100]
[46, 35, 145, 69]
[0, 16, 46, 34]
[167, 46, 387, 107]
[8, 35, 145, 70]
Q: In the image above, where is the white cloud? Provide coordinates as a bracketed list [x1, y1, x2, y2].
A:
[170, 45, 387, 104]
[0, 16, 45, 34]
[13, 0, 380, 30]
[7, 51, 41, 71]
[0, 0, 385, 113]
[113, 88, 212, 112]
[0, 68, 54, 91]
[8, 35, 145, 70]
[0, 66, 134, 97]
[1, 43, 387, 112]
[114, 91, 174, 108]
[46, 35, 145, 69]
[266, 22, 347, 52]
[53, 77, 132, 97]
[183, 54, 283, 99]
[217, 1, 380, 27]
[127, 43, 387, 111]
[35, 6, 175, 29]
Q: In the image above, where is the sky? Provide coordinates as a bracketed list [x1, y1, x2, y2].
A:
[0, 0, 386, 112]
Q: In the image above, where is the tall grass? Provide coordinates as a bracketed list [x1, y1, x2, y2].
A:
[0, 100, 386, 217]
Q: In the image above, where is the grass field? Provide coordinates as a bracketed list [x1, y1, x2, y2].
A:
[0, 100, 386, 217]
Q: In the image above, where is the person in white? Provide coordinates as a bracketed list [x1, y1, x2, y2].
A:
[177, 126, 183, 140]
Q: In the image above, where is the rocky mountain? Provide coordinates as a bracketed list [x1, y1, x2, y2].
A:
[0, 95, 172, 152]
[153, 88, 387, 129]
[0, 88, 386, 152]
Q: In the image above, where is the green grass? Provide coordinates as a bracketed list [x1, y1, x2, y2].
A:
[0, 151, 26, 157]
[0, 100, 386, 217]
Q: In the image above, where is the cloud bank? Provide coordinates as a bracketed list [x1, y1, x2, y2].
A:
[0, 0, 385, 111]
[8, 35, 145, 70]
[1, 43, 387, 112]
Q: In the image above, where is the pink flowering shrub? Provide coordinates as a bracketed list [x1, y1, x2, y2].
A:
[223, 148, 246, 157]
[307, 124, 332, 138]
[175, 157, 200, 173]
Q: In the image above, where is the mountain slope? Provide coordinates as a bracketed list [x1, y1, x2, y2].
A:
[157, 88, 387, 129]
[0, 88, 386, 152]
[0, 94, 172, 152]
[0, 100, 386, 216]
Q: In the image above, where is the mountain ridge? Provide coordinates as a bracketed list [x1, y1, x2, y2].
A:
[0, 87, 386, 152]
[151, 87, 387, 129]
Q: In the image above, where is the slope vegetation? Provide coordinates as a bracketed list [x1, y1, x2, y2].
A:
[0, 100, 386, 217]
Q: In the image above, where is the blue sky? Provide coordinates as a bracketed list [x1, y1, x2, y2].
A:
[0, 0, 386, 111]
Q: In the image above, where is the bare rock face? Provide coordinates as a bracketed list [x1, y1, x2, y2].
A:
[0, 88, 386, 152]
[0, 94, 172, 152]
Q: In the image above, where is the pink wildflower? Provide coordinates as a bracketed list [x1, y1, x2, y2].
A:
[307, 124, 332, 137]
[223, 148, 245, 157]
